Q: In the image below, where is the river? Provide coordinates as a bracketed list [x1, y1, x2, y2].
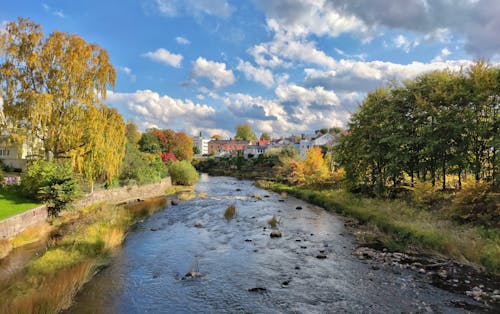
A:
[67, 174, 479, 313]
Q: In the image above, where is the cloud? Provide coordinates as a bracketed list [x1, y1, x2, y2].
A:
[393, 34, 419, 53]
[120, 67, 136, 82]
[303, 59, 474, 93]
[148, 0, 234, 18]
[42, 3, 66, 18]
[328, 0, 500, 57]
[107, 90, 218, 135]
[248, 19, 337, 69]
[143, 48, 183, 68]
[253, 0, 500, 57]
[236, 60, 274, 88]
[191, 57, 235, 88]
[253, 0, 368, 38]
[432, 48, 452, 62]
[175, 36, 190, 45]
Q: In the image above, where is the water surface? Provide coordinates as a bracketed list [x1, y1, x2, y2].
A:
[69, 174, 476, 313]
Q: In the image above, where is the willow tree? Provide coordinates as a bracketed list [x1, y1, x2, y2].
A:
[0, 18, 123, 184]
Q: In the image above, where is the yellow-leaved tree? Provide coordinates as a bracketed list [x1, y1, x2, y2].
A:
[0, 18, 124, 184]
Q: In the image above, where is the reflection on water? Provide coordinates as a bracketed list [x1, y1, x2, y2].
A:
[68, 175, 473, 313]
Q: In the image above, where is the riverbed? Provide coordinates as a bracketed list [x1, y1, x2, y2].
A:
[68, 174, 481, 313]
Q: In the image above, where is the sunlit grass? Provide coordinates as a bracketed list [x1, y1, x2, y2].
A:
[0, 189, 41, 220]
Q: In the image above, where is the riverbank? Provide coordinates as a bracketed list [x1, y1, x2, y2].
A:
[256, 181, 499, 273]
[0, 180, 184, 314]
[255, 180, 500, 306]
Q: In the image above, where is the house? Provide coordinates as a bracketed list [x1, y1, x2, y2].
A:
[299, 132, 335, 158]
[208, 140, 250, 156]
[193, 136, 210, 156]
[244, 143, 269, 158]
[0, 137, 42, 170]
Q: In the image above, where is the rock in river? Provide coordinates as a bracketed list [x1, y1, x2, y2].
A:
[270, 230, 282, 238]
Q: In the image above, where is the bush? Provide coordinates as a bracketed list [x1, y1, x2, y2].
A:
[20, 160, 78, 216]
[449, 181, 499, 226]
[169, 160, 198, 186]
[410, 180, 446, 210]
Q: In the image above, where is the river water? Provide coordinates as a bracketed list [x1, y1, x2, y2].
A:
[68, 174, 477, 313]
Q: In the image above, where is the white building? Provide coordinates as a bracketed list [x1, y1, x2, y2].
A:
[193, 136, 210, 156]
[299, 133, 335, 158]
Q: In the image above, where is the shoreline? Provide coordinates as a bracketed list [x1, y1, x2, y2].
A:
[0, 180, 180, 314]
[254, 179, 500, 309]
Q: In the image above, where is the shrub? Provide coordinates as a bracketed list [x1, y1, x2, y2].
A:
[20, 160, 78, 216]
[449, 181, 499, 226]
[410, 180, 446, 210]
[267, 215, 281, 228]
[169, 160, 198, 186]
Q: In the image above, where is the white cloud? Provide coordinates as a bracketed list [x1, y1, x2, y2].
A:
[175, 36, 190, 45]
[149, 0, 234, 18]
[253, 0, 369, 39]
[236, 60, 274, 88]
[432, 48, 452, 62]
[304, 59, 474, 92]
[393, 35, 419, 53]
[107, 90, 218, 135]
[248, 19, 337, 69]
[275, 84, 339, 107]
[120, 67, 136, 82]
[143, 48, 183, 68]
[191, 57, 235, 88]
[42, 3, 66, 18]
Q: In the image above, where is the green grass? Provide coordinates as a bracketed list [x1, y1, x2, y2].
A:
[256, 180, 500, 274]
[0, 189, 41, 220]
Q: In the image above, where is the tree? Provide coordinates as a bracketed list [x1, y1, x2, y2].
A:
[0, 18, 123, 184]
[260, 132, 271, 141]
[125, 120, 141, 145]
[138, 132, 161, 153]
[235, 123, 257, 141]
[173, 132, 193, 162]
[211, 134, 222, 140]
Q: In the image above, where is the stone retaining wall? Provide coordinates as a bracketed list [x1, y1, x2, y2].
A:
[75, 177, 172, 208]
[0, 177, 172, 240]
[0, 205, 48, 240]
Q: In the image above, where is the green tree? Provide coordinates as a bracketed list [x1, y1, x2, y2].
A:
[235, 123, 257, 141]
[260, 132, 271, 141]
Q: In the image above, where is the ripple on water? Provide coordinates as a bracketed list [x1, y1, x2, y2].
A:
[68, 176, 480, 314]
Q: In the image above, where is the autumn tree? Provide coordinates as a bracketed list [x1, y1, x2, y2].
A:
[125, 120, 141, 145]
[260, 132, 271, 141]
[235, 123, 257, 141]
[139, 128, 193, 162]
[211, 134, 222, 140]
[0, 18, 123, 184]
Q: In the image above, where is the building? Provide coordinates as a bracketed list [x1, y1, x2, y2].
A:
[208, 140, 250, 156]
[0, 136, 43, 170]
[299, 133, 335, 158]
[193, 136, 210, 156]
[244, 143, 269, 158]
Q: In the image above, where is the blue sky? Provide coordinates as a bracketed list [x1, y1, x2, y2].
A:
[1, 0, 499, 138]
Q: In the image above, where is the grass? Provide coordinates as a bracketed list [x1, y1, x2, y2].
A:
[267, 215, 281, 228]
[0, 188, 41, 220]
[224, 204, 236, 221]
[256, 180, 500, 275]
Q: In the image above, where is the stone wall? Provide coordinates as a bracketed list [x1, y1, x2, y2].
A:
[0, 205, 48, 240]
[0, 177, 172, 240]
[75, 177, 172, 208]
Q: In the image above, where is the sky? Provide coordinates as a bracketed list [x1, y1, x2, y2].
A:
[1, 0, 499, 138]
